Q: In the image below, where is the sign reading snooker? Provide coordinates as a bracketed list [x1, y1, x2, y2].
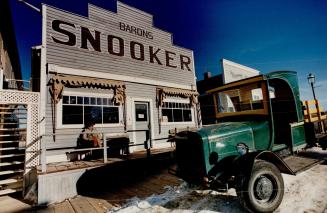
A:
[50, 19, 192, 72]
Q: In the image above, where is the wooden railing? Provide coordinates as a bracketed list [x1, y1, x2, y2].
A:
[303, 99, 326, 133]
[303, 100, 326, 122]
[39, 130, 172, 173]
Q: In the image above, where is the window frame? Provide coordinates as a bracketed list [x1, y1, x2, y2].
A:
[161, 98, 194, 125]
[57, 90, 123, 129]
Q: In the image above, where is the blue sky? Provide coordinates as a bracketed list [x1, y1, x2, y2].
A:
[10, 0, 327, 106]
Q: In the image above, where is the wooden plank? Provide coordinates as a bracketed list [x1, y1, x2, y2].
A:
[54, 200, 75, 213]
[36, 206, 55, 213]
[85, 197, 114, 213]
[69, 196, 98, 213]
[307, 100, 317, 105]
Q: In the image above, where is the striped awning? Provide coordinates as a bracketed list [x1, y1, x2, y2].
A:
[48, 74, 125, 104]
[157, 87, 198, 106]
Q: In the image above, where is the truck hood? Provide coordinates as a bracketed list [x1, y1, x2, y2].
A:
[200, 121, 261, 139]
[199, 121, 270, 150]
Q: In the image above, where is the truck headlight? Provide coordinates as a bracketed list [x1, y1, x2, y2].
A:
[236, 143, 248, 155]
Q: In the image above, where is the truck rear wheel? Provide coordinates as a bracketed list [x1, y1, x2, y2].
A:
[236, 160, 284, 212]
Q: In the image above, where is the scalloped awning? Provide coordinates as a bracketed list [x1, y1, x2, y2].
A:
[48, 74, 126, 104]
[157, 87, 198, 106]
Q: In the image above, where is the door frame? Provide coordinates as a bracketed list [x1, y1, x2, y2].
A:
[131, 98, 155, 149]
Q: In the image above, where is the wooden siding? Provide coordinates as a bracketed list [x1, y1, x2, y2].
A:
[45, 4, 195, 86]
[125, 82, 196, 147]
[43, 2, 197, 153]
[44, 80, 124, 149]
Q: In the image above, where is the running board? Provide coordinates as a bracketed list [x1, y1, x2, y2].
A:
[283, 156, 323, 175]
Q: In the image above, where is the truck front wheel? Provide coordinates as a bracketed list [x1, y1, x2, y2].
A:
[236, 160, 284, 212]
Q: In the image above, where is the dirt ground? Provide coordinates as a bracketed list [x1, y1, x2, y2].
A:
[112, 147, 327, 213]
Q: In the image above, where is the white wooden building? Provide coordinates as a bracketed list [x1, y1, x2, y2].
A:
[19, 1, 200, 204]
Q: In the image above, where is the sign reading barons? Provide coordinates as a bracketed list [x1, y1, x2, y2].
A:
[51, 19, 192, 72]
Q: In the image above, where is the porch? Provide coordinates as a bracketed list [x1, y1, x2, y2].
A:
[37, 146, 175, 174]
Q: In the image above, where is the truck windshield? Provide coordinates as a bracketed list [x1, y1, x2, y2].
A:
[216, 82, 265, 114]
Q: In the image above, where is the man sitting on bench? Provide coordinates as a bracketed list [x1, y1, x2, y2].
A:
[78, 121, 102, 148]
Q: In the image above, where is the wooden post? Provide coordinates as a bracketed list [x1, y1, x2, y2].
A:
[145, 130, 151, 158]
[315, 99, 325, 133]
[103, 134, 107, 163]
[305, 101, 311, 122]
[40, 137, 46, 173]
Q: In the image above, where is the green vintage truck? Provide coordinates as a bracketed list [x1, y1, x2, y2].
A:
[173, 71, 326, 212]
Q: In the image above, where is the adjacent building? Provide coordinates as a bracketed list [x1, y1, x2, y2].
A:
[0, 0, 22, 90]
[197, 59, 260, 124]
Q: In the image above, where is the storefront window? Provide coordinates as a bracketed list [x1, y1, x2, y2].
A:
[62, 95, 119, 125]
[162, 102, 192, 122]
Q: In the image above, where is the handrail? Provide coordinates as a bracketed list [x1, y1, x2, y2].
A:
[39, 129, 163, 173]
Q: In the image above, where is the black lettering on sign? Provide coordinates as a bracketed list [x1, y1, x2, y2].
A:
[180, 55, 192, 71]
[119, 22, 153, 40]
[130, 41, 144, 61]
[149, 46, 162, 65]
[165, 51, 177, 68]
[119, 22, 125, 31]
[108, 35, 124, 56]
[52, 20, 76, 46]
[81, 27, 101, 52]
[146, 32, 153, 39]
[50, 20, 193, 72]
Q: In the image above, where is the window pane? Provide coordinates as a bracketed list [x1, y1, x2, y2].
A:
[103, 107, 119, 123]
[97, 97, 102, 105]
[62, 105, 83, 124]
[162, 109, 173, 122]
[77, 96, 83, 104]
[183, 109, 192, 122]
[84, 106, 102, 124]
[90, 97, 96, 105]
[135, 103, 148, 121]
[84, 97, 89, 105]
[70, 96, 76, 104]
[108, 98, 113, 106]
[63, 96, 69, 104]
[102, 98, 108, 105]
[173, 109, 183, 122]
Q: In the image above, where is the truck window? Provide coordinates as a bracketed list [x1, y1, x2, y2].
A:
[216, 83, 265, 114]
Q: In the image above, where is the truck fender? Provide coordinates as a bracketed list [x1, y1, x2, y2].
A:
[233, 151, 294, 177]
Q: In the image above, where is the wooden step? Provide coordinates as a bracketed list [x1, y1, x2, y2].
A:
[0, 178, 22, 185]
[0, 128, 26, 132]
[0, 134, 25, 137]
[0, 188, 22, 196]
[0, 161, 23, 167]
[0, 141, 23, 144]
[0, 147, 25, 151]
[0, 112, 27, 115]
[0, 170, 24, 176]
[0, 154, 25, 159]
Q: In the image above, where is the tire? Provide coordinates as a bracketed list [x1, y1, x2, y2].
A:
[236, 160, 284, 213]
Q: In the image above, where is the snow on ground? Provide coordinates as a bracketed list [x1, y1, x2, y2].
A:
[109, 148, 327, 213]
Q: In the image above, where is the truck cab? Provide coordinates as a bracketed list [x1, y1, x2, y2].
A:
[174, 71, 322, 212]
